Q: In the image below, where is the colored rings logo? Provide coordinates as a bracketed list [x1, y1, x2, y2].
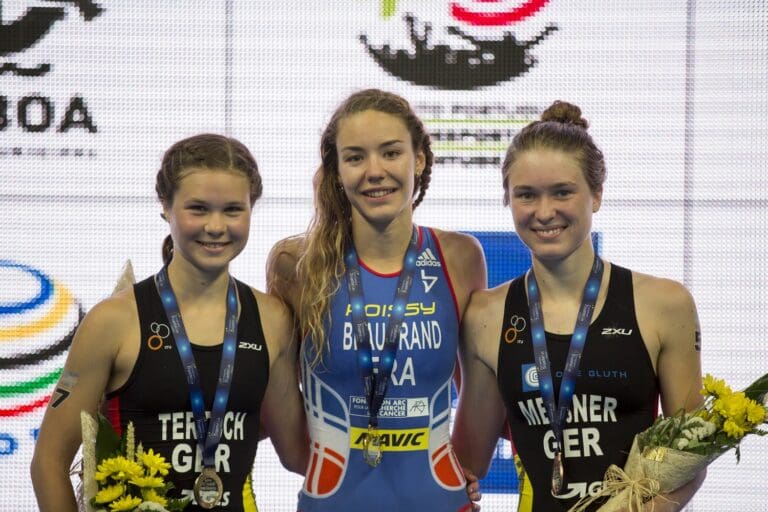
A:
[0, 261, 81, 417]
[504, 314, 526, 343]
[147, 322, 170, 351]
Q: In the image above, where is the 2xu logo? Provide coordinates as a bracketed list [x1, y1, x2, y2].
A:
[0, 95, 97, 132]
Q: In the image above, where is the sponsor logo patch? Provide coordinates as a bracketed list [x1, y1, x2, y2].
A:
[522, 363, 539, 392]
[349, 426, 430, 451]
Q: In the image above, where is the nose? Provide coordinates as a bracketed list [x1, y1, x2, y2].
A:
[534, 197, 556, 223]
[205, 212, 226, 236]
[365, 154, 386, 182]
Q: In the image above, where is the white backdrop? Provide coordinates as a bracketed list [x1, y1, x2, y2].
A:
[2, 1, 766, 510]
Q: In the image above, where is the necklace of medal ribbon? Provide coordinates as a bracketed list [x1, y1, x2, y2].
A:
[345, 226, 419, 436]
[526, 255, 603, 495]
[155, 267, 238, 477]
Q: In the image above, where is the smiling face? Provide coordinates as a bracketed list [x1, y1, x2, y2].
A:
[163, 168, 252, 275]
[335, 109, 426, 230]
[507, 149, 602, 263]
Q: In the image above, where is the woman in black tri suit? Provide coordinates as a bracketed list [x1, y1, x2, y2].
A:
[32, 134, 308, 512]
[451, 101, 706, 511]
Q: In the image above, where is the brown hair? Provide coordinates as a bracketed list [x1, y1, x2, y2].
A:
[501, 100, 605, 205]
[298, 89, 434, 363]
[156, 133, 262, 264]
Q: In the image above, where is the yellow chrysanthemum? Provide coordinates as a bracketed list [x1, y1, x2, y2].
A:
[130, 475, 165, 488]
[702, 374, 732, 398]
[723, 418, 747, 439]
[108, 494, 142, 511]
[746, 401, 766, 425]
[138, 448, 171, 476]
[95, 456, 143, 482]
[142, 488, 169, 507]
[713, 393, 746, 421]
[93, 483, 126, 504]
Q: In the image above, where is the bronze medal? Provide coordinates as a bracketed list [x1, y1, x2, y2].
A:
[362, 426, 383, 467]
[551, 451, 564, 496]
[194, 467, 224, 509]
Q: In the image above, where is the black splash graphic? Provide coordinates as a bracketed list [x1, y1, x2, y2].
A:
[0, 0, 104, 76]
[360, 15, 557, 90]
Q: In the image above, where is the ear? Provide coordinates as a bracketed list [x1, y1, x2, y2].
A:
[160, 207, 169, 222]
[592, 187, 603, 213]
[415, 150, 426, 177]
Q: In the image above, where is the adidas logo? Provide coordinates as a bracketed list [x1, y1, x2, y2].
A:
[416, 248, 441, 267]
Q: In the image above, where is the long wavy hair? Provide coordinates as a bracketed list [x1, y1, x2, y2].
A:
[155, 133, 262, 264]
[297, 89, 434, 364]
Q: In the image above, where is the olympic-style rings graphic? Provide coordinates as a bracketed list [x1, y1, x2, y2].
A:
[146, 321, 170, 351]
[504, 314, 527, 344]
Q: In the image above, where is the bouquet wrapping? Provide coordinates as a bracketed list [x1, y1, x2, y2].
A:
[80, 411, 190, 512]
[569, 372, 768, 512]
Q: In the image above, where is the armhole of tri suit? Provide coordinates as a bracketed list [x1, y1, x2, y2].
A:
[496, 275, 533, 512]
[133, 275, 164, 344]
[603, 264, 635, 321]
[104, 275, 165, 432]
[234, 279, 258, 331]
[233, 278, 270, 402]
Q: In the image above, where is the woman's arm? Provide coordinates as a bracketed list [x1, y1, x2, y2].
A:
[628, 274, 706, 511]
[451, 287, 508, 478]
[257, 291, 309, 474]
[31, 294, 134, 512]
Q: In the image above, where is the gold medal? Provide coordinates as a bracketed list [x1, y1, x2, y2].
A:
[362, 425, 383, 467]
[194, 467, 224, 509]
[551, 451, 564, 496]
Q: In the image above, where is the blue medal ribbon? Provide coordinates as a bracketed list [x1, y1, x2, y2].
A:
[526, 256, 603, 469]
[155, 267, 238, 470]
[345, 226, 419, 428]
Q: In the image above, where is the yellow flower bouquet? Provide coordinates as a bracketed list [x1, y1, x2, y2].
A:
[569, 372, 768, 512]
[80, 412, 190, 512]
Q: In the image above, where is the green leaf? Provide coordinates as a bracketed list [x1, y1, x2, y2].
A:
[166, 497, 192, 511]
[95, 413, 122, 462]
[743, 372, 768, 404]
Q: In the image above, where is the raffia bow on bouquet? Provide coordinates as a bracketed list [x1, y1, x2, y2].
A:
[569, 372, 768, 512]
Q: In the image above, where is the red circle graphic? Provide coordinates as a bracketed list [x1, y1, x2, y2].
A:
[451, 0, 551, 26]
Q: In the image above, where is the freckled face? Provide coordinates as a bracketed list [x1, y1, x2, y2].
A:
[336, 110, 425, 229]
[163, 169, 252, 274]
[507, 149, 601, 262]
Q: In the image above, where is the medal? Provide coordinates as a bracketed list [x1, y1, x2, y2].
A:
[551, 451, 564, 496]
[346, 227, 419, 469]
[527, 256, 603, 500]
[155, 268, 239, 510]
[362, 425, 383, 467]
[194, 467, 224, 509]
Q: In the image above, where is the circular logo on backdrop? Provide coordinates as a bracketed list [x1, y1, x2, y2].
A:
[0, 261, 82, 417]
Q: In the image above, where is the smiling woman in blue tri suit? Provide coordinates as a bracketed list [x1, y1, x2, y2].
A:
[267, 89, 486, 511]
[31, 134, 308, 512]
[451, 101, 706, 511]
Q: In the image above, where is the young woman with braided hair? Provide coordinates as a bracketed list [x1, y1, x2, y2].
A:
[32, 134, 307, 511]
[268, 89, 486, 511]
